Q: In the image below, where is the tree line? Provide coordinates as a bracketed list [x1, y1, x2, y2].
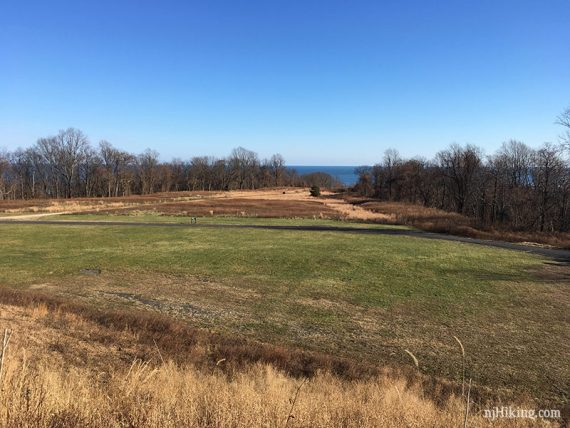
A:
[354, 108, 570, 233]
[0, 130, 339, 200]
[1, 107, 569, 233]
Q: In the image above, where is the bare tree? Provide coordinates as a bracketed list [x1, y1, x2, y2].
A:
[137, 149, 160, 194]
[229, 147, 259, 190]
[100, 141, 133, 197]
[383, 148, 401, 200]
[35, 128, 89, 198]
[268, 154, 286, 186]
[490, 141, 534, 227]
[0, 150, 11, 199]
[211, 158, 229, 190]
[188, 156, 212, 191]
[436, 144, 483, 214]
[556, 106, 570, 148]
[80, 146, 102, 197]
[532, 144, 565, 231]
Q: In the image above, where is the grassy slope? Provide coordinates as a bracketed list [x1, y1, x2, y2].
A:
[2, 303, 552, 427]
[0, 220, 568, 406]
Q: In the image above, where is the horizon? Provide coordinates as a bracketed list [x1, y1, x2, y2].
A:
[1, 0, 569, 164]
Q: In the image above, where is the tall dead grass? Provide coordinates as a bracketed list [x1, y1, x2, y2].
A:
[0, 350, 553, 427]
[0, 290, 562, 427]
[355, 200, 570, 248]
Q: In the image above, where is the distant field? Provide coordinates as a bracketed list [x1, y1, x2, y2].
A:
[0, 191, 209, 212]
[0, 188, 391, 223]
[50, 212, 411, 229]
[90, 198, 341, 218]
[0, 219, 568, 407]
[0, 188, 340, 219]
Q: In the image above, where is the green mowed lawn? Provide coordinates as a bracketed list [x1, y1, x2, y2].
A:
[0, 221, 568, 406]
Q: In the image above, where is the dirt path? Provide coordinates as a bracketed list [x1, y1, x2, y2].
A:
[0, 211, 74, 221]
[1, 219, 569, 263]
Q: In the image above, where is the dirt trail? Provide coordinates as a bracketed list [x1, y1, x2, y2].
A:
[0, 211, 74, 221]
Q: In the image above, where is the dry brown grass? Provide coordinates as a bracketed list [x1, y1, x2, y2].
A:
[0, 191, 217, 214]
[3, 357, 553, 427]
[350, 199, 570, 248]
[0, 188, 384, 221]
[0, 191, 211, 209]
[0, 287, 378, 380]
[0, 296, 558, 427]
[96, 198, 339, 219]
[0, 188, 346, 220]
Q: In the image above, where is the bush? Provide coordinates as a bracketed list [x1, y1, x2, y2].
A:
[310, 185, 321, 197]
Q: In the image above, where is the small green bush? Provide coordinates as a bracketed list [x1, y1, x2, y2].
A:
[310, 185, 321, 197]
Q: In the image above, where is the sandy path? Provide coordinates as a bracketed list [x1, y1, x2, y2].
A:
[0, 211, 73, 221]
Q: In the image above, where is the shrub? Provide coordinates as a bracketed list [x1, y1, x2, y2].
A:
[309, 186, 321, 197]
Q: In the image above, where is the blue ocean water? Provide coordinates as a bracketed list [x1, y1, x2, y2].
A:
[289, 166, 359, 186]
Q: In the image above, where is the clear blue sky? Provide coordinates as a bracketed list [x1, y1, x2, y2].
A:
[1, 0, 569, 165]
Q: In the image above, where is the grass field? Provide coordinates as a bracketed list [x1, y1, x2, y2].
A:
[0, 215, 568, 408]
